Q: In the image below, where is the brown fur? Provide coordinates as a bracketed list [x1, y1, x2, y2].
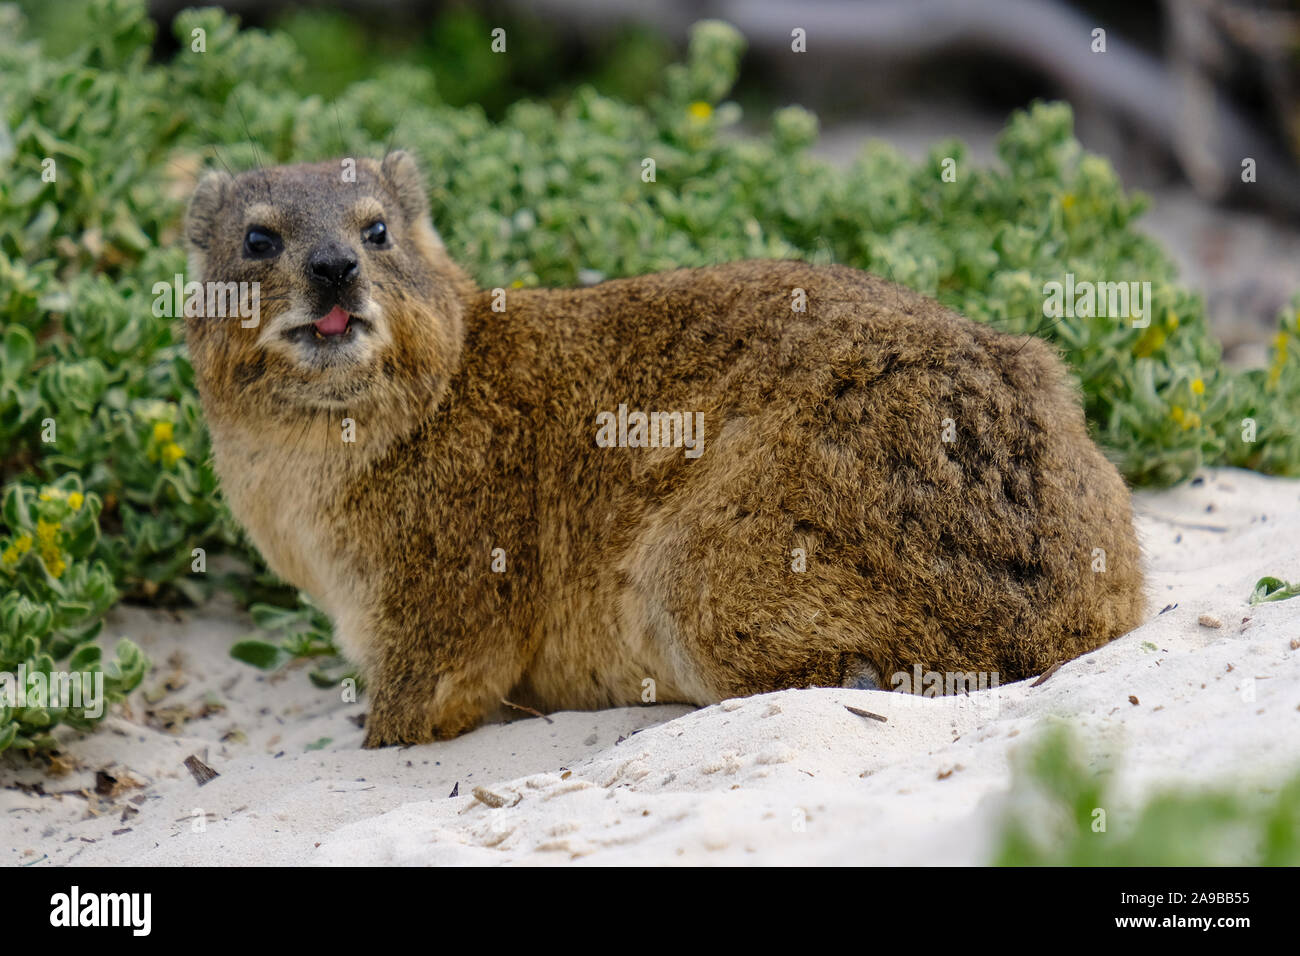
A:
[185, 153, 1146, 747]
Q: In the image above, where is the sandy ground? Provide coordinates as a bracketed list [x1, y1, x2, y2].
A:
[2, 466, 1298, 865]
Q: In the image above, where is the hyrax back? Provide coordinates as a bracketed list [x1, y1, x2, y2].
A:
[186, 156, 1145, 746]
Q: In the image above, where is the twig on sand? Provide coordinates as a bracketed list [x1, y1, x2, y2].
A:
[845, 705, 888, 723]
[1030, 661, 1065, 687]
[183, 754, 219, 787]
[472, 786, 507, 808]
[501, 698, 554, 723]
[472, 786, 521, 809]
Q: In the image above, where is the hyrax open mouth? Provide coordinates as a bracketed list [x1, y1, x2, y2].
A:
[285, 305, 370, 346]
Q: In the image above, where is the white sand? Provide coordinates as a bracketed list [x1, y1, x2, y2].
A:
[3, 466, 1298, 865]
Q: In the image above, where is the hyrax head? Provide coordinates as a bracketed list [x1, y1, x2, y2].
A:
[184, 152, 466, 422]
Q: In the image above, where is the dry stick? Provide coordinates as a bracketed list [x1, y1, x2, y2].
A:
[845, 705, 888, 723]
[501, 698, 554, 723]
[183, 754, 219, 787]
[471, 786, 508, 809]
[1030, 661, 1065, 687]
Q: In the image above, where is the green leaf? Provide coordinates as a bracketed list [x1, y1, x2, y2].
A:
[230, 639, 287, 670]
[69, 644, 102, 670]
[2, 326, 36, 378]
[1249, 576, 1300, 605]
[2, 485, 29, 532]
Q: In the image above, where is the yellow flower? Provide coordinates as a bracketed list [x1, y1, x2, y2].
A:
[1061, 193, 1076, 211]
[2, 532, 32, 566]
[1269, 332, 1291, 389]
[1170, 405, 1199, 430]
[1165, 312, 1179, 331]
[1133, 327, 1166, 358]
[1190, 378, 1204, 396]
[510, 279, 525, 289]
[162, 441, 185, 466]
[35, 519, 65, 577]
[67, 491, 84, 510]
[36, 518, 59, 548]
[152, 421, 174, 443]
[688, 101, 713, 121]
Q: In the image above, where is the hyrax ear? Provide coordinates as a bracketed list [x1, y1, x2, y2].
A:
[186, 169, 234, 272]
[379, 150, 431, 226]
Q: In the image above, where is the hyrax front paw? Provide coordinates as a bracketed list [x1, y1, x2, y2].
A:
[361, 714, 413, 749]
[361, 683, 485, 748]
[362, 714, 481, 748]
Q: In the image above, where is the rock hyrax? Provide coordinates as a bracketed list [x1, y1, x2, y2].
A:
[185, 152, 1145, 746]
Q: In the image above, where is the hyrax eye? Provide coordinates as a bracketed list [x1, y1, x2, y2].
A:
[243, 227, 282, 259]
[361, 220, 388, 245]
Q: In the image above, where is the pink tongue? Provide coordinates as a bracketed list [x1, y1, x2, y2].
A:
[314, 306, 350, 335]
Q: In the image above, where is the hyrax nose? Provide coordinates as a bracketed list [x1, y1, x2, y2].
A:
[307, 243, 360, 291]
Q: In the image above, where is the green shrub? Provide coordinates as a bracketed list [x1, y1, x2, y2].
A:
[994, 725, 1300, 865]
[2, 0, 1299, 717]
[271, 5, 672, 111]
[0, 475, 146, 751]
[230, 595, 353, 689]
